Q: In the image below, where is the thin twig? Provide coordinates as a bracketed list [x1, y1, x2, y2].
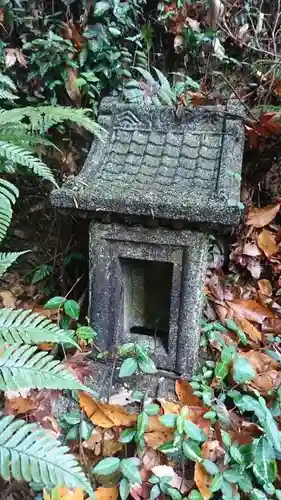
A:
[213, 71, 258, 122]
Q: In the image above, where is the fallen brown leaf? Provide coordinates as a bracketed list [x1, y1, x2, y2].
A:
[79, 392, 137, 428]
[43, 488, 84, 500]
[258, 229, 279, 257]
[246, 203, 280, 228]
[227, 299, 275, 323]
[4, 394, 37, 415]
[194, 463, 211, 500]
[94, 487, 118, 500]
[175, 379, 203, 406]
[235, 316, 261, 342]
[144, 430, 174, 449]
[258, 279, 273, 296]
[0, 290, 16, 308]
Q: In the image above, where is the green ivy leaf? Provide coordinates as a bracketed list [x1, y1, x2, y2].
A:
[232, 355, 256, 383]
[137, 412, 149, 435]
[250, 489, 268, 500]
[94, 1, 110, 17]
[165, 486, 182, 500]
[144, 404, 160, 416]
[149, 476, 160, 485]
[210, 474, 223, 493]
[120, 458, 142, 484]
[203, 459, 219, 476]
[61, 412, 80, 425]
[119, 428, 136, 443]
[119, 477, 130, 500]
[159, 414, 176, 428]
[183, 421, 207, 442]
[214, 361, 229, 382]
[253, 437, 277, 485]
[150, 484, 161, 500]
[63, 299, 80, 320]
[93, 457, 120, 475]
[229, 444, 243, 464]
[223, 469, 242, 483]
[76, 326, 97, 340]
[238, 471, 253, 493]
[44, 296, 65, 309]
[182, 440, 202, 462]
[188, 490, 203, 499]
[119, 357, 138, 378]
[158, 441, 179, 454]
[138, 357, 157, 374]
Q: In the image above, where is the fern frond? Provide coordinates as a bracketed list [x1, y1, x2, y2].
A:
[0, 141, 56, 185]
[0, 344, 90, 392]
[0, 308, 77, 347]
[0, 415, 94, 497]
[0, 179, 18, 244]
[0, 124, 55, 149]
[0, 89, 18, 101]
[0, 74, 17, 92]
[0, 106, 105, 139]
[0, 251, 28, 276]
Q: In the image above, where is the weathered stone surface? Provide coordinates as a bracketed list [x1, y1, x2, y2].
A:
[89, 223, 209, 375]
[51, 98, 245, 229]
[51, 98, 245, 378]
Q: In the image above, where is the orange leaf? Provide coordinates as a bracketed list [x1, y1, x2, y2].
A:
[194, 463, 211, 500]
[258, 229, 279, 257]
[4, 395, 37, 415]
[158, 399, 181, 414]
[79, 392, 137, 428]
[235, 316, 261, 342]
[43, 487, 84, 500]
[258, 279, 273, 296]
[246, 203, 280, 228]
[65, 67, 81, 105]
[175, 379, 203, 406]
[94, 487, 118, 500]
[227, 299, 275, 323]
[144, 430, 174, 449]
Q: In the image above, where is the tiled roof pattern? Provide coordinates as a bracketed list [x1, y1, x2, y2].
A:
[95, 129, 222, 197]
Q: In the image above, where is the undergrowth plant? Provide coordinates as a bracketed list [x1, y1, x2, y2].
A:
[0, 85, 106, 496]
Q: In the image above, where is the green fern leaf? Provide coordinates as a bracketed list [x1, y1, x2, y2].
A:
[0, 344, 91, 392]
[0, 415, 94, 497]
[0, 106, 105, 140]
[0, 308, 78, 347]
[0, 179, 18, 244]
[0, 142, 56, 185]
[0, 89, 18, 101]
[0, 251, 28, 276]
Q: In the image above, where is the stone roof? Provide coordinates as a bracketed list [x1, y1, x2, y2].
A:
[51, 98, 245, 228]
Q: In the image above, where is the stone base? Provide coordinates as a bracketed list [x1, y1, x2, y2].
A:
[54, 360, 178, 419]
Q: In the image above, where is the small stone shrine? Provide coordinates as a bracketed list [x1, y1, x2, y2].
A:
[51, 97, 245, 376]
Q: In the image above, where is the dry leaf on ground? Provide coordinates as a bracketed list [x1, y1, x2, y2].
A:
[0, 290, 17, 308]
[79, 392, 137, 428]
[144, 430, 174, 449]
[43, 488, 84, 500]
[175, 379, 203, 406]
[257, 229, 279, 257]
[194, 462, 211, 500]
[194, 440, 223, 500]
[227, 299, 275, 323]
[94, 487, 118, 500]
[4, 394, 37, 415]
[258, 279, 273, 296]
[235, 316, 261, 342]
[246, 203, 280, 228]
